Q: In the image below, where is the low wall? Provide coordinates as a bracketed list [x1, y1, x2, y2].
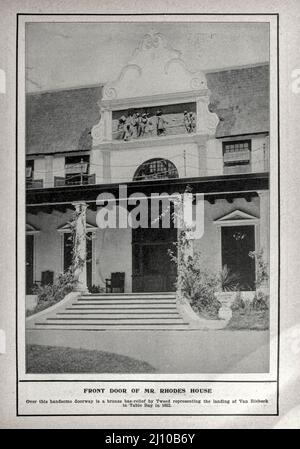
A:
[26, 295, 38, 311]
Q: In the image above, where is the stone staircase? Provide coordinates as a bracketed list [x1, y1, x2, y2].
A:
[29, 292, 190, 330]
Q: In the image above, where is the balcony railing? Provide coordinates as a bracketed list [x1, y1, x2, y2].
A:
[26, 179, 44, 189]
[223, 149, 251, 164]
[54, 174, 96, 187]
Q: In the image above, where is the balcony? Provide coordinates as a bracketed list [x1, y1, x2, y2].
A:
[223, 149, 251, 164]
[54, 173, 96, 187]
[26, 179, 44, 189]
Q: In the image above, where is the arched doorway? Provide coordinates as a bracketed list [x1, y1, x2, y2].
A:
[132, 158, 178, 292]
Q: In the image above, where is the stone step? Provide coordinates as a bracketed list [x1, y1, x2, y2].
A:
[57, 313, 180, 318]
[38, 318, 187, 325]
[65, 305, 177, 310]
[80, 293, 176, 300]
[80, 293, 175, 298]
[31, 323, 190, 330]
[74, 300, 177, 306]
[29, 293, 191, 331]
[77, 296, 176, 300]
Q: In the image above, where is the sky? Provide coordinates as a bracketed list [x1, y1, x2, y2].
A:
[25, 21, 269, 93]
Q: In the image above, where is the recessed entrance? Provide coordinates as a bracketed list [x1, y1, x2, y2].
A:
[221, 225, 255, 290]
[132, 227, 177, 292]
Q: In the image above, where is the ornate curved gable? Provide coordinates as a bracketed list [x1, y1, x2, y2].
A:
[102, 31, 207, 103]
[92, 30, 219, 145]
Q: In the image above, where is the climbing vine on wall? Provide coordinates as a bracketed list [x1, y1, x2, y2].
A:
[67, 208, 88, 274]
[249, 248, 269, 289]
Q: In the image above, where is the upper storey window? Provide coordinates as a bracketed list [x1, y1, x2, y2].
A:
[26, 159, 43, 189]
[223, 140, 251, 174]
[26, 160, 34, 181]
[133, 158, 179, 181]
[65, 155, 90, 185]
[54, 155, 96, 187]
[112, 103, 196, 142]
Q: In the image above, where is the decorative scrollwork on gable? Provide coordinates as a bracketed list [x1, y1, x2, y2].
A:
[102, 86, 117, 99]
[134, 30, 180, 57]
[100, 30, 208, 101]
[102, 64, 142, 101]
[190, 76, 206, 90]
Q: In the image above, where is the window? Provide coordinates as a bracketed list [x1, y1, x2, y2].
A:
[223, 140, 251, 174]
[26, 159, 43, 189]
[26, 160, 34, 180]
[133, 158, 178, 181]
[65, 155, 90, 185]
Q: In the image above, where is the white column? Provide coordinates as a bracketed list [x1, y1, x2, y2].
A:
[72, 201, 88, 293]
[90, 147, 104, 184]
[102, 150, 111, 183]
[104, 109, 112, 141]
[197, 143, 207, 177]
[206, 138, 223, 176]
[33, 158, 46, 185]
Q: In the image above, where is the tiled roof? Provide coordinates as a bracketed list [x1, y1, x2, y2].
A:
[207, 64, 269, 137]
[26, 65, 269, 155]
[26, 86, 102, 155]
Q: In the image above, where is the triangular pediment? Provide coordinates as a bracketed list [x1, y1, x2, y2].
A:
[214, 210, 258, 223]
[26, 223, 40, 234]
[57, 221, 97, 233]
[101, 30, 208, 102]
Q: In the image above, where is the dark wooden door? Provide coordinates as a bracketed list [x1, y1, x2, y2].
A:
[26, 235, 34, 294]
[63, 232, 93, 290]
[63, 233, 73, 273]
[221, 225, 255, 290]
[132, 227, 177, 292]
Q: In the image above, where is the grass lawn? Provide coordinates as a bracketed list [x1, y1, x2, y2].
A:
[26, 344, 157, 374]
[226, 308, 269, 331]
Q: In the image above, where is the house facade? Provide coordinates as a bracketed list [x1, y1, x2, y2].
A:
[26, 31, 270, 298]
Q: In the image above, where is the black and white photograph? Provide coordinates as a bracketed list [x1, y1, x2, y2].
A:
[7, 1, 300, 428]
[24, 20, 274, 379]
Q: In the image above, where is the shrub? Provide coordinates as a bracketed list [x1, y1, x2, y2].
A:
[170, 246, 221, 319]
[243, 299, 252, 312]
[32, 267, 78, 314]
[89, 284, 105, 293]
[167, 195, 221, 319]
[249, 249, 269, 289]
[188, 267, 222, 319]
[252, 290, 269, 311]
[191, 293, 222, 320]
[231, 291, 245, 311]
[219, 265, 240, 292]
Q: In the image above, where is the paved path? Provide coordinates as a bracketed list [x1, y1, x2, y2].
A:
[26, 329, 269, 373]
